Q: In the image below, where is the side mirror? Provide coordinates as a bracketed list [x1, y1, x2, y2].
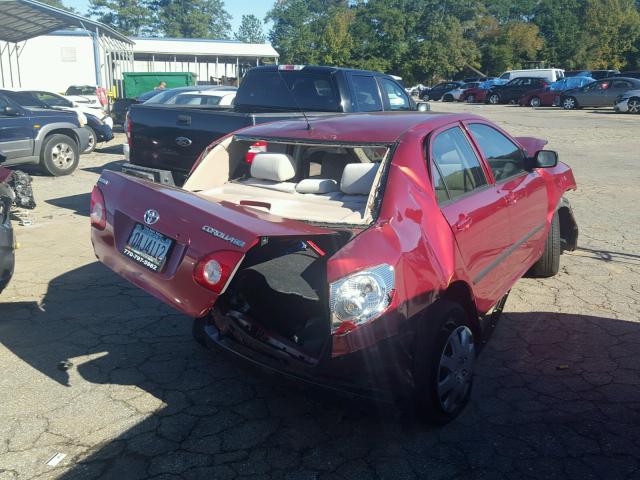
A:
[416, 102, 430, 112]
[534, 150, 558, 168]
[3, 106, 20, 116]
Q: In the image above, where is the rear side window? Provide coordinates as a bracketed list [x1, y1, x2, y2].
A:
[468, 124, 526, 181]
[378, 78, 410, 111]
[612, 80, 632, 89]
[352, 75, 383, 112]
[430, 127, 487, 202]
[235, 71, 340, 112]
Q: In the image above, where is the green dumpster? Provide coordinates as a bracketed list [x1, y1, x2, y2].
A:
[122, 72, 197, 99]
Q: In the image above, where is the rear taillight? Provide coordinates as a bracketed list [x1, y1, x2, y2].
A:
[125, 111, 132, 147]
[245, 141, 267, 164]
[90, 185, 106, 230]
[193, 250, 244, 294]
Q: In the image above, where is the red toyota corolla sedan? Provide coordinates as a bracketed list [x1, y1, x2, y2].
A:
[90, 113, 578, 423]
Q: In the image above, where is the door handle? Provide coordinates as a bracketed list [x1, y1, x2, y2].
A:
[453, 214, 473, 232]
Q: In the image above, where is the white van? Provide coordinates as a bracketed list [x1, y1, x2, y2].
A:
[499, 69, 565, 82]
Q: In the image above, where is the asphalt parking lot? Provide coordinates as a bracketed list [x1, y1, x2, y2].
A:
[1, 104, 639, 480]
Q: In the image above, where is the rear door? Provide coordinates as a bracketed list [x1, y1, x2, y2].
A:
[428, 125, 513, 305]
[466, 122, 549, 275]
[0, 95, 34, 162]
[92, 171, 338, 318]
[609, 79, 634, 105]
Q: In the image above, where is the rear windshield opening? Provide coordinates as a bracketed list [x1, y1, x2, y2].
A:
[184, 137, 391, 226]
[235, 71, 340, 112]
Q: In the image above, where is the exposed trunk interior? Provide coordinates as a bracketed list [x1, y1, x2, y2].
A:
[216, 232, 352, 359]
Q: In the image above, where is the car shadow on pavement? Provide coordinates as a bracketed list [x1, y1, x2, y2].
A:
[95, 144, 124, 155]
[81, 160, 126, 176]
[1, 262, 640, 479]
[574, 247, 640, 266]
[46, 193, 91, 216]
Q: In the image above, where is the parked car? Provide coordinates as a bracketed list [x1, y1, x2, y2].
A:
[0, 90, 89, 175]
[499, 69, 564, 82]
[91, 112, 578, 423]
[111, 86, 239, 125]
[22, 90, 111, 127]
[614, 89, 640, 113]
[0, 160, 15, 294]
[82, 114, 114, 154]
[518, 76, 594, 107]
[460, 79, 507, 103]
[462, 77, 493, 83]
[485, 77, 548, 104]
[163, 88, 237, 106]
[125, 65, 429, 186]
[420, 81, 464, 101]
[442, 82, 480, 102]
[559, 77, 640, 109]
[64, 85, 108, 108]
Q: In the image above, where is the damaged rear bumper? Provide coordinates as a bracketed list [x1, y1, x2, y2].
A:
[201, 310, 415, 402]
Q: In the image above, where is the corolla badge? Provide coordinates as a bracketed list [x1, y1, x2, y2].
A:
[175, 136, 192, 147]
[144, 209, 160, 225]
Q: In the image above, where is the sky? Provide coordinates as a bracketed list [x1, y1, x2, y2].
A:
[64, 0, 276, 36]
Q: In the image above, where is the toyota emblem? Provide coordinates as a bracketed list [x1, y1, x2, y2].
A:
[144, 209, 160, 225]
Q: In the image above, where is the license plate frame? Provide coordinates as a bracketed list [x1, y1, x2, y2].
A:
[123, 224, 173, 272]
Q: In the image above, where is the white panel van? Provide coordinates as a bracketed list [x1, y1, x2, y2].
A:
[499, 69, 565, 82]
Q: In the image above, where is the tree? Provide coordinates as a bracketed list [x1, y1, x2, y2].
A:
[155, 0, 232, 39]
[89, 0, 153, 36]
[235, 14, 266, 43]
[39, 0, 76, 12]
[478, 20, 544, 74]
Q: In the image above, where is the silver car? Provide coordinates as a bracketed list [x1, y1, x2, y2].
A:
[614, 89, 640, 113]
[561, 77, 640, 109]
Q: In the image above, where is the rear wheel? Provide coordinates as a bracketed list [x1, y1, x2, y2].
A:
[192, 316, 208, 348]
[488, 93, 500, 104]
[628, 97, 640, 114]
[529, 96, 541, 108]
[412, 301, 475, 424]
[562, 96, 578, 110]
[530, 211, 561, 277]
[466, 94, 476, 103]
[83, 127, 97, 154]
[443, 94, 454, 102]
[40, 134, 79, 176]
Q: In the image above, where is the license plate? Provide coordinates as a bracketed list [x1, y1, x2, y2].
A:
[123, 224, 173, 272]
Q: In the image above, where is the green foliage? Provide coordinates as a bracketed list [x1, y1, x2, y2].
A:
[235, 14, 266, 43]
[88, 0, 153, 36]
[39, 0, 76, 11]
[155, 0, 232, 39]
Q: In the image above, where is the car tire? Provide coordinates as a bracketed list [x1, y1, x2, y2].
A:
[488, 93, 500, 104]
[443, 94, 453, 102]
[628, 97, 640, 114]
[83, 127, 97, 154]
[40, 134, 79, 176]
[562, 96, 578, 110]
[529, 96, 541, 108]
[412, 300, 475, 425]
[192, 316, 208, 348]
[466, 94, 476, 103]
[530, 211, 561, 278]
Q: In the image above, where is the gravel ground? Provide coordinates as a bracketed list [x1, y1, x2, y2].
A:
[0, 104, 639, 480]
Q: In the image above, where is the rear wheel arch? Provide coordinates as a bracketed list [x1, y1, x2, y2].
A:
[45, 128, 79, 147]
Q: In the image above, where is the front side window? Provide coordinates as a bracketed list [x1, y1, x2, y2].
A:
[468, 124, 526, 181]
[379, 78, 410, 111]
[351, 75, 382, 112]
[430, 127, 487, 202]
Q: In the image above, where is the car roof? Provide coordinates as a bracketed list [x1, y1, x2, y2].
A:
[234, 112, 481, 144]
[248, 65, 397, 79]
[177, 89, 236, 95]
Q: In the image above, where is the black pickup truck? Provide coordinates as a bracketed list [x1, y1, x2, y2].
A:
[125, 65, 428, 185]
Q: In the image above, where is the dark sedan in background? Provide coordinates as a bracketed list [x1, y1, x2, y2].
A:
[420, 81, 463, 100]
[559, 77, 640, 109]
[485, 77, 548, 104]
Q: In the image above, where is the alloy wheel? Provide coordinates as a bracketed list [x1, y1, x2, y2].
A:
[84, 131, 96, 153]
[51, 143, 76, 170]
[530, 96, 541, 108]
[466, 95, 475, 103]
[489, 94, 500, 104]
[628, 99, 640, 114]
[563, 97, 576, 110]
[436, 325, 475, 414]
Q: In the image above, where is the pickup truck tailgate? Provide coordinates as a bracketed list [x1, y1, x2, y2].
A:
[91, 171, 337, 317]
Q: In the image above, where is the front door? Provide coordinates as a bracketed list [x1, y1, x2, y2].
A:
[0, 95, 33, 162]
[428, 125, 513, 308]
[466, 122, 549, 278]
